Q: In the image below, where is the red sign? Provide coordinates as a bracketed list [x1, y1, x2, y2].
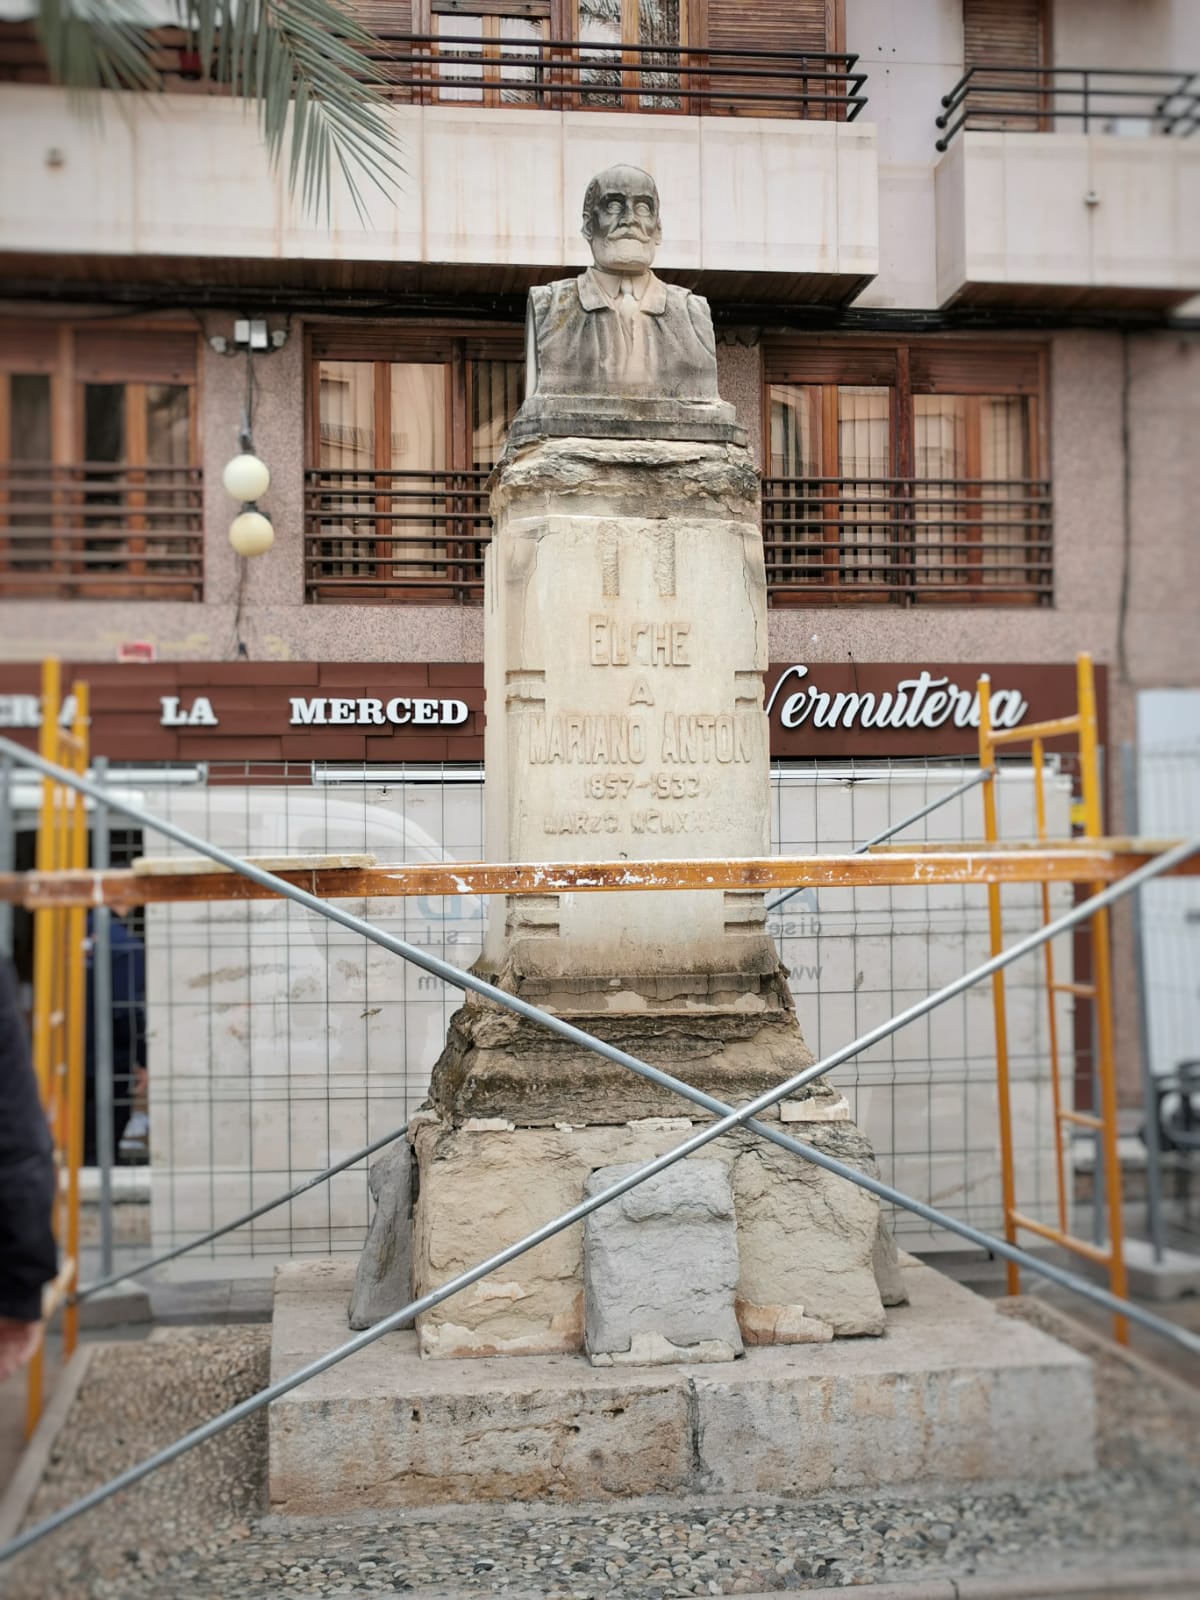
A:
[765, 662, 1106, 759]
[0, 661, 1104, 764]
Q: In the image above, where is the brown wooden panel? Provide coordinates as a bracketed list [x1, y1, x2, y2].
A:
[73, 329, 198, 385]
[701, 0, 835, 117]
[0, 323, 59, 374]
[963, 0, 1045, 68]
[705, 0, 827, 53]
[763, 341, 898, 386]
[318, 662, 433, 686]
[347, 0, 415, 27]
[310, 321, 512, 356]
[910, 343, 1043, 396]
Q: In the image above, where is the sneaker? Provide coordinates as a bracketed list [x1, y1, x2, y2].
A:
[118, 1111, 150, 1163]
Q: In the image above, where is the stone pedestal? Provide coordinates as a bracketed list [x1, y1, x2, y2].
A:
[272, 1258, 1096, 1512]
[480, 435, 776, 994]
[408, 433, 897, 1359]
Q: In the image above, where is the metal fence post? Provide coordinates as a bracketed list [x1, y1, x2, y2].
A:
[0, 751, 12, 961]
[92, 756, 115, 1283]
[1122, 741, 1166, 1262]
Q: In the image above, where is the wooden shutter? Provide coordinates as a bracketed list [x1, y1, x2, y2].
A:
[310, 326, 461, 362]
[963, 0, 1044, 69]
[351, 0, 413, 24]
[0, 323, 58, 373]
[962, 0, 1045, 129]
[764, 342, 898, 388]
[910, 344, 1042, 396]
[701, 0, 840, 118]
[73, 330, 197, 385]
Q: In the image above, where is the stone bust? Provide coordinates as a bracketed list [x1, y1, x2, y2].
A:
[508, 164, 743, 448]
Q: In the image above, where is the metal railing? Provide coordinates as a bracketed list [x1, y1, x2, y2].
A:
[361, 34, 866, 118]
[0, 732, 1196, 1565]
[936, 65, 1200, 150]
[762, 475, 1053, 605]
[305, 473, 1054, 607]
[0, 462, 204, 600]
[305, 467, 489, 603]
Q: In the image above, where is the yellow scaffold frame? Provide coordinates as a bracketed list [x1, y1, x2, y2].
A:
[25, 658, 89, 1437]
[977, 651, 1128, 1342]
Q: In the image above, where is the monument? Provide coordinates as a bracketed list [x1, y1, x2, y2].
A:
[397, 164, 902, 1361]
[272, 168, 1096, 1510]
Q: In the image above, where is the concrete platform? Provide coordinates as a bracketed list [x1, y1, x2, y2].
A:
[268, 1258, 1095, 1513]
[1108, 1239, 1200, 1302]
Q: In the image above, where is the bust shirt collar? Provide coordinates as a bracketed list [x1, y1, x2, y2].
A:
[577, 267, 668, 316]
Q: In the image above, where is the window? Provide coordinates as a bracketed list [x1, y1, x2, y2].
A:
[426, 0, 555, 107]
[0, 324, 202, 600]
[306, 329, 524, 602]
[391, 0, 849, 117]
[578, 0, 683, 111]
[764, 341, 1049, 605]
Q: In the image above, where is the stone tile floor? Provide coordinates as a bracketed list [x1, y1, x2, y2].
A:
[0, 1298, 1197, 1600]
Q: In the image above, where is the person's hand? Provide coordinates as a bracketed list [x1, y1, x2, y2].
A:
[0, 1318, 42, 1381]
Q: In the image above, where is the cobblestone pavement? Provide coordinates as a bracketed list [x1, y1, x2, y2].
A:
[3, 1303, 1198, 1599]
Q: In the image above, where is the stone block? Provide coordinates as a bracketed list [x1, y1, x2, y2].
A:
[268, 1259, 1095, 1513]
[347, 1141, 413, 1332]
[427, 994, 819, 1127]
[733, 1127, 887, 1338]
[411, 1114, 888, 1358]
[873, 1217, 909, 1308]
[583, 1161, 742, 1366]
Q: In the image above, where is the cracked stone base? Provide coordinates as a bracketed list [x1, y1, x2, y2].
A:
[410, 1106, 896, 1359]
[269, 1258, 1096, 1513]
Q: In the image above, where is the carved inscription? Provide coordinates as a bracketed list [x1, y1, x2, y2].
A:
[528, 714, 648, 765]
[527, 712, 755, 768]
[660, 713, 752, 764]
[543, 808, 713, 835]
[590, 615, 691, 667]
[532, 612, 760, 834]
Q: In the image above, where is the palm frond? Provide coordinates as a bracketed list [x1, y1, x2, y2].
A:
[197, 0, 402, 222]
[36, 0, 402, 222]
[36, 0, 160, 101]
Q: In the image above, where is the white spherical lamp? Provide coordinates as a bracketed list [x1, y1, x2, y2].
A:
[229, 509, 274, 557]
[222, 452, 271, 502]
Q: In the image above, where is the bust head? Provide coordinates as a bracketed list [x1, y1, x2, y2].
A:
[581, 164, 662, 275]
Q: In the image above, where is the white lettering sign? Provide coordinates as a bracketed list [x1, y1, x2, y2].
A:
[159, 695, 219, 728]
[0, 695, 80, 730]
[287, 696, 469, 728]
[765, 666, 1029, 734]
[0, 694, 41, 729]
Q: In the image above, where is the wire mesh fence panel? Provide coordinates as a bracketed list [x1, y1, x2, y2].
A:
[1135, 730, 1200, 1223]
[50, 756, 1079, 1268]
[1137, 737, 1200, 1080]
[136, 766, 484, 1263]
[769, 759, 1075, 1251]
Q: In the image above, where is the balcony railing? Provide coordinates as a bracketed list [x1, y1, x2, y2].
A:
[305, 468, 491, 604]
[0, 463, 204, 601]
[762, 477, 1053, 606]
[936, 66, 1199, 150]
[306, 470, 1052, 608]
[361, 34, 866, 118]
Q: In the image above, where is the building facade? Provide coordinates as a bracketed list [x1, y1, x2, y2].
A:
[2, 0, 1199, 1257]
